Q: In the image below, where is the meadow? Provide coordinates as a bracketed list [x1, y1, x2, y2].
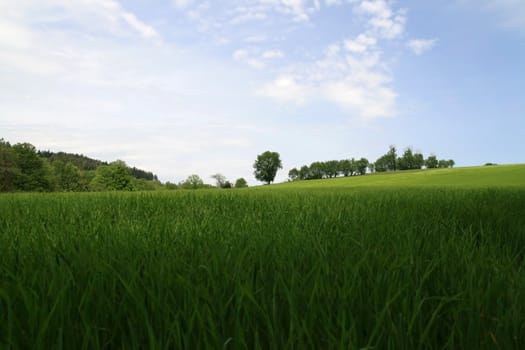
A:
[1, 165, 525, 349]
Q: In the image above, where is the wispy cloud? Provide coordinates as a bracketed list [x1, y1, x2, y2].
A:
[258, 0, 404, 119]
[233, 47, 285, 68]
[233, 48, 266, 68]
[262, 50, 285, 59]
[258, 75, 312, 104]
[407, 38, 437, 55]
[173, 0, 194, 9]
[173, 0, 324, 31]
[355, 0, 406, 39]
[0, 0, 159, 40]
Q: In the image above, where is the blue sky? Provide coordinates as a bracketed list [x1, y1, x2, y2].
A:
[1, 0, 524, 184]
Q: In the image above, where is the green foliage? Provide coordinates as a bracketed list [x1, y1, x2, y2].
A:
[322, 160, 338, 178]
[387, 145, 397, 171]
[179, 174, 205, 189]
[129, 167, 158, 181]
[397, 148, 425, 170]
[288, 168, 300, 181]
[133, 179, 160, 191]
[426, 154, 439, 169]
[1, 139, 162, 193]
[308, 161, 324, 179]
[38, 150, 107, 171]
[211, 173, 226, 188]
[291, 158, 366, 180]
[38, 150, 158, 180]
[234, 177, 248, 188]
[52, 160, 83, 192]
[165, 181, 179, 190]
[374, 154, 390, 172]
[299, 165, 310, 180]
[89, 160, 136, 191]
[374, 146, 452, 173]
[375, 145, 398, 172]
[438, 159, 455, 168]
[339, 159, 353, 177]
[211, 173, 232, 188]
[355, 157, 369, 175]
[253, 151, 282, 184]
[0, 139, 19, 192]
[12, 142, 54, 192]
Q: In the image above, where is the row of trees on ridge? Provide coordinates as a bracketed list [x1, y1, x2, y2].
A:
[288, 146, 455, 181]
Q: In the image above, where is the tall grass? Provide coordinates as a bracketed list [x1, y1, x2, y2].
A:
[1, 188, 525, 349]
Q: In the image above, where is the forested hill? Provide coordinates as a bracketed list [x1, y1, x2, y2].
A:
[38, 151, 107, 171]
[0, 138, 162, 192]
[38, 150, 158, 181]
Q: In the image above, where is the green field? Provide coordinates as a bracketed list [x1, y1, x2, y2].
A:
[1, 165, 525, 349]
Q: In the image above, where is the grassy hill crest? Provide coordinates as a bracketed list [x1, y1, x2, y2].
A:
[274, 164, 525, 188]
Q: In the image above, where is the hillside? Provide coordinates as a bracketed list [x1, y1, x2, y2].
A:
[38, 150, 158, 181]
[274, 164, 525, 189]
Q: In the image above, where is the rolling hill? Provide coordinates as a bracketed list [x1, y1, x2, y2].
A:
[273, 164, 525, 189]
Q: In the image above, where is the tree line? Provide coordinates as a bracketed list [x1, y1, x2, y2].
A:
[1, 138, 456, 192]
[165, 174, 248, 190]
[288, 146, 455, 181]
[0, 139, 163, 192]
[0, 138, 249, 192]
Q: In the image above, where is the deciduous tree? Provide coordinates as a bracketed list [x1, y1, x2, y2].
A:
[179, 174, 205, 189]
[12, 142, 53, 191]
[253, 151, 282, 184]
[234, 178, 248, 188]
[288, 168, 300, 181]
[426, 155, 438, 169]
[90, 160, 136, 191]
[0, 139, 19, 192]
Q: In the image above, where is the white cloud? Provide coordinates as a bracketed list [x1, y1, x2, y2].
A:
[233, 49, 265, 68]
[120, 12, 158, 38]
[356, 0, 406, 39]
[173, 0, 194, 8]
[357, 0, 393, 19]
[256, 0, 313, 21]
[258, 40, 397, 118]
[258, 75, 311, 104]
[407, 38, 437, 55]
[178, 0, 324, 30]
[322, 79, 396, 118]
[344, 33, 377, 53]
[233, 48, 285, 68]
[262, 50, 285, 59]
[0, 0, 159, 40]
[258, 0, 404, 119]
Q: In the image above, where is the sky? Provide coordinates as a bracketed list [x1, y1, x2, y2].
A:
[1, 0, 524, 185]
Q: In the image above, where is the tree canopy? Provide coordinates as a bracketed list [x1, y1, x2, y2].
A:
[253, 151, 282, 184]
[287, 146, 455, 181]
